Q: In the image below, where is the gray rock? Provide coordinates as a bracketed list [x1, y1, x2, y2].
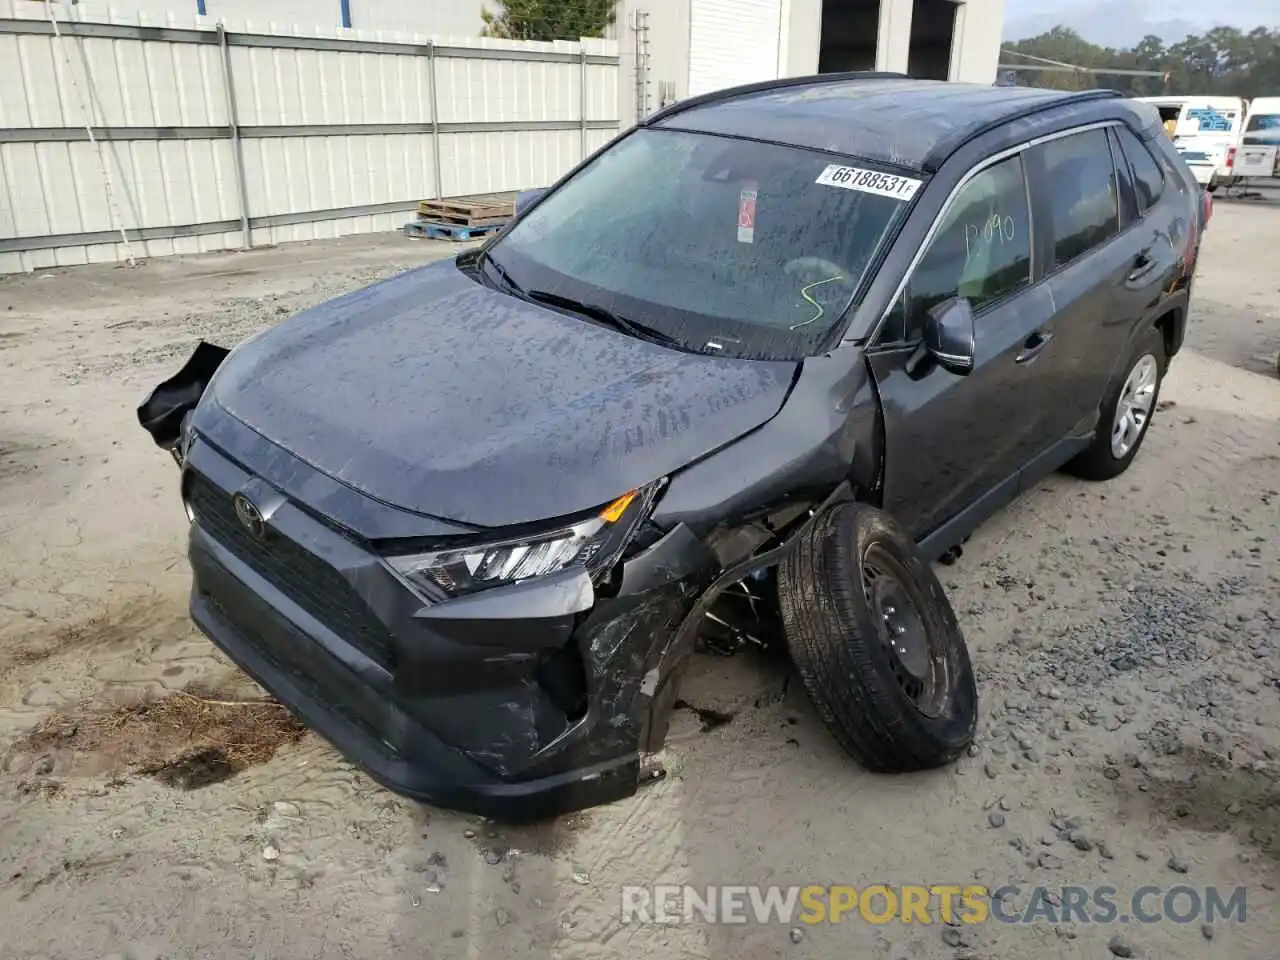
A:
[1108, 933, 1136, 957]
[495, 907, 514, 927]
[984, 763, 998, 779]
[941, 927, 964, 947]
[1201, 923, 1214, 941]
[1071, 833, 1094, 852]
[988, 811, 1006, 828]
[1167, 855, 1189, 874]
[1103, 767, 1121, 780]
[484, 848, 504, 865]
[790, 927, 804, 944]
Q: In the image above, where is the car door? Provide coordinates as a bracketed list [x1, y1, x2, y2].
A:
[865, 152, 1061, 542]
[1026, 126, 1178, 444]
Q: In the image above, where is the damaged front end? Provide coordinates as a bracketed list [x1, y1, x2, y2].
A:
[138, 341, 783, 819]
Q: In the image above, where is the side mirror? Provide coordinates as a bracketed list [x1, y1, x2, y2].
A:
[923, 297, 976, 376]
[514, 187, 547, 216]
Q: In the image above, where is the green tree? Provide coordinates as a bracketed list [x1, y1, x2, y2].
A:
[481, 0, 617, 42]
[1003, 24, 1280, 97]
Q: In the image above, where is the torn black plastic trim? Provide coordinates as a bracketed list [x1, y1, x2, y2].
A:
[137, 340, 229, 456]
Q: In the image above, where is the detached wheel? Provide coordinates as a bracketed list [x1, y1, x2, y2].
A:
[1063, 324, 1166, 481]
[777, 502, 977, 772]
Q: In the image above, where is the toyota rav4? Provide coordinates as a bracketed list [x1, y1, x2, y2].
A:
[140, 73, 1207, 820]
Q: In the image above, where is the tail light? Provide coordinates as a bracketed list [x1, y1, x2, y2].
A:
[1226, 146, 1236, 170]
[1202, 189, 1213, 227]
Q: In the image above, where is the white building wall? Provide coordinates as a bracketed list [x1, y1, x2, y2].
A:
[871, 0, 1006, 83]
[947, 0, 1005, 84]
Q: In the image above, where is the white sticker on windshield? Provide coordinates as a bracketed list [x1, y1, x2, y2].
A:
[815, 164, 922, 200]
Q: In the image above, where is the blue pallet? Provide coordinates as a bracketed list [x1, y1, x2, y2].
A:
[403, 219, 505, 242]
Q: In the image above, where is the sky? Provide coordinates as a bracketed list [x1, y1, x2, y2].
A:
[1003, 0, 1280, 46]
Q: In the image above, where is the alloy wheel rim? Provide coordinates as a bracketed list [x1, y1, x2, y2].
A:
[1111, 353, 1158, 459]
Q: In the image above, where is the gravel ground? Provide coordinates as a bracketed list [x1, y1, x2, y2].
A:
[1, 205, 1278, 960]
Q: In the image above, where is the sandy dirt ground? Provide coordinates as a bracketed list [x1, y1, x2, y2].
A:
[1, 203, 1278, 960]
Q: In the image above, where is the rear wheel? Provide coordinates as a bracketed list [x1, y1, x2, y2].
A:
[1063, 324, 1166, 481]
[777, 502, 977, 772]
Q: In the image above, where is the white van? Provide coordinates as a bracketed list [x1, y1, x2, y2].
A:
[1236, 96, 1280, 182]
[1168, 96, 1247, 191]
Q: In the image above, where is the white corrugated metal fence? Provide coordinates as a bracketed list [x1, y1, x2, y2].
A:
[0, 0, 620, 272]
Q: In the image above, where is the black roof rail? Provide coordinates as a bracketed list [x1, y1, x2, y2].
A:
[642, 70, 914, 127]
[921, 87, 1125, 171]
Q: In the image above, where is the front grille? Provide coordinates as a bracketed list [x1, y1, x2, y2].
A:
[201, 589, 401, 757]
[187, 473, 398, 671]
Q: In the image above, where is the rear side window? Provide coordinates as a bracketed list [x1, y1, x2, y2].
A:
[1115, 126, 1165, 212]
[1038, 129, 1120, 268]
[891, 154, 1032, 339]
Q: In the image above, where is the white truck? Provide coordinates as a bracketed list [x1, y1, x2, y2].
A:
[1235, 96, 1280, 184]
[1172, 96, 1246, 192]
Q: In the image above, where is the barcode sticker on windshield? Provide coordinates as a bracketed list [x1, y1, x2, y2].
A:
[815, 164, 922, 200]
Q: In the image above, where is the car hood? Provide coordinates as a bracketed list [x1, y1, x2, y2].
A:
[206, 259, 797, 528]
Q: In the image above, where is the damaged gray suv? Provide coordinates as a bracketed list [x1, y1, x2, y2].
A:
[140, 73, 1206, 820]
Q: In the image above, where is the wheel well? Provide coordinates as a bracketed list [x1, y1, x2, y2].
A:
[1153, 309, 1183, 359]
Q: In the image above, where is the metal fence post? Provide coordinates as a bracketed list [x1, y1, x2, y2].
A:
[428, 40, 443, 200]
[216, 24, 252, 249]
[580, 47, 588, 159]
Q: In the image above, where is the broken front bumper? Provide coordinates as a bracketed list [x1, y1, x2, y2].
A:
[180, 431, 715, 821]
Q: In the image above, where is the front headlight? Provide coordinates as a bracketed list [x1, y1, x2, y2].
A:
[384, 481, 664, 600]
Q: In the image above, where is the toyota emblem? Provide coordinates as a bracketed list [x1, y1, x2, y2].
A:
[232, 493, 267, 539]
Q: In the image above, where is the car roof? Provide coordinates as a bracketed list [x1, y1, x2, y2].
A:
[648, 74, 1121, 174]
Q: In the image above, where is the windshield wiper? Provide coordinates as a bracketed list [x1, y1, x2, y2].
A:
[525, 290, 680, 347]
[479, 250, 523, 295]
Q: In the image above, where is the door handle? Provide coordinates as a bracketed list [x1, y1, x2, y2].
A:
[1015, 329, 1053, 364]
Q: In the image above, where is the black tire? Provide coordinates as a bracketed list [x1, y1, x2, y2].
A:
[1063, 324, 1166, 482]
[777, 501, 977, 772]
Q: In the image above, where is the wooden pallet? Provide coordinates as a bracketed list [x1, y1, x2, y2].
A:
[417, 191, 515, 226]
[418, 210, 510, 228]
[403, 219, 505, 242]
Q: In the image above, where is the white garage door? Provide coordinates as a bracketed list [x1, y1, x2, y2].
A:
[688, 0, 784, 98]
